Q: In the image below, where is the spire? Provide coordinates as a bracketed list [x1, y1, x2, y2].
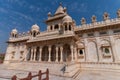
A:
[55, 3, 64, 15]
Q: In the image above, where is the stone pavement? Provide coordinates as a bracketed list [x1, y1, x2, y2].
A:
[0, 68, 72, 80]
[0, 64, 120, 80]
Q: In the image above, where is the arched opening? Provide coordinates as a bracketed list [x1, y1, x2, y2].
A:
[65, 25, 67, 31]
[33, 31, 36, 37]
[69, 25, 71, 30]
[36, 47, 40, 61]
[54, 24, 59, 30]
[50, 26, 52, 30]
[42, 46, 49, 61]
[79, 49, 83, 55]
[51, 45, 56, 61]
[63, 44, 71, 62]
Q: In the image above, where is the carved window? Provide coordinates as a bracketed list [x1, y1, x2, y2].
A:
[104, 48, 110, 54]
[79, 49, 83, 55]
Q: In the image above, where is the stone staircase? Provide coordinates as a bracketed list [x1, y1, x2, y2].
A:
[5, 62, 65, 76]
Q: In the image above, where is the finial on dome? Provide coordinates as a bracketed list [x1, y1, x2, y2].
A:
[48, 12, 52, 17]
[60, 2, 62, 6]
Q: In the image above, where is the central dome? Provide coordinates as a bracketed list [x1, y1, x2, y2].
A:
[62, 15, 72, 23]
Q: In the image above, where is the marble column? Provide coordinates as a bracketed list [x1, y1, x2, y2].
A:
[71, 45, 74, 61]
[60, 46, 63, 62]
[74, 47, 77, 61]
[39, 46, 42, 61]
[55, 46, 58, 62]
[30, 48, 33, 61]
[52, 25, 54, 31]
[33, 47, 36, 61]
[48, 45, 51, 62]
[24, 48, 28, 61]
[67, 23, 69, 31]
[58, 24, 61, 30]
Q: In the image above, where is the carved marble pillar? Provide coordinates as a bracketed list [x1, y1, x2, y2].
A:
[52, 25, 54, 31]
[55, 46, 58, 62]
[33, 47, 37, 61]
[60, 46, 63, 62]
[58, 24, 61, 30]
[24, 48, 28, 61]
[30, 48, 33, 61]
[71, 45, 74, 61]
[74, 47, 77, 61]
[39, 46, 42, 62]
[48, 45, 51, 62]
[67, 23, 69, 31]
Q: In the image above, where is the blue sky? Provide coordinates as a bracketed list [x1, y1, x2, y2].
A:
[0, 0, 120, 53]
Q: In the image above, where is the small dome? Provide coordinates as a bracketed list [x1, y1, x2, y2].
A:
[31, 24, 39, 32]
[11, 28, 18, 34]
[62, 15, 72, 23]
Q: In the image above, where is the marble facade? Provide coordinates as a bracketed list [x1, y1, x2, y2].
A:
[3, 4, 120, 78]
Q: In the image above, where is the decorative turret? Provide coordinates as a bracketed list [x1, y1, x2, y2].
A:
[117, 9, 120, 18]
[103, 12, 109, 21]
[62, 15, 73, 31]
[81, 17, 86, 25]
[62, 15, 73, 24]
[91, 15, 97, 23]
[11, 28, 18, 38]
[48, 12, 52, 18]
[31, 24, 40, 37]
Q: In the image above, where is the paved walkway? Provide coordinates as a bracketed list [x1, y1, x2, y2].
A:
[0, 64, 120, 80]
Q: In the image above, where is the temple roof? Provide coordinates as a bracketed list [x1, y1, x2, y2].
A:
[55, 4, 64, 15]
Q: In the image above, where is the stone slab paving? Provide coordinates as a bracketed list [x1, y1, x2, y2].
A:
[0, 64, 120, 80]
[0, 69, 72, 80]
[75, 70, 120, 80]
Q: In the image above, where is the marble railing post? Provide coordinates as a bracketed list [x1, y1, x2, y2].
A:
[55, 46, 58, 62]
[48, 45, 51, 62]
[39, 46, 42, 62]
[60, 46, 63, 62]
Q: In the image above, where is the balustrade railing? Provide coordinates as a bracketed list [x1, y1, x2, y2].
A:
[11, 68, 49, 80]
